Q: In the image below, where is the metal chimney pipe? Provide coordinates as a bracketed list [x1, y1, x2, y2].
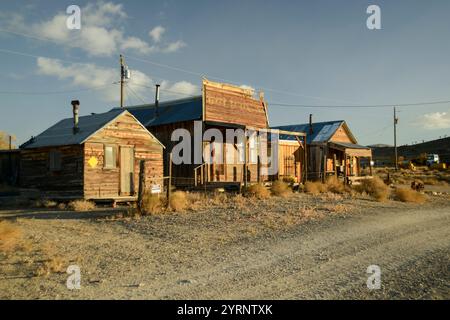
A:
[71, 100, 80, 134]
[309, 114, 313, 134]
[155, 84, 160, 117]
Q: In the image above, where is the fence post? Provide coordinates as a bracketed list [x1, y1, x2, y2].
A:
[137, 160, 146, 213]
[166, 153, 172, 209]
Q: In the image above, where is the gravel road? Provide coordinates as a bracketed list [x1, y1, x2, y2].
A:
[1, 198, 449, 299]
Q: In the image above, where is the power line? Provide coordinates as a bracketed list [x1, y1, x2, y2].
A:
[130, 82, 199, 98]
[267, 100, 450, 108]
[3, 34, 450, 109]
[0, 83, 115, 95]
[126, 83, 147, 104]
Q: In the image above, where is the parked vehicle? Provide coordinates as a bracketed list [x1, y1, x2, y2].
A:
[426, 154, 440, 166]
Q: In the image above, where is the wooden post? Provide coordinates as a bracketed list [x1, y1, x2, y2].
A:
[333, 153, 338, 177]
[244, 135, 248, 188]
[137, 160, 146, 212]
[304, 137, 308, 183]
[369, 157, 373, 176]
[257, 156, 261, 183]
[343, 155, 348, 185]
[167, 153, 172, 208]
[322, 147, 327, 183]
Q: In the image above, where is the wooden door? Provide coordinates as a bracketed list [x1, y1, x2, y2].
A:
[120, 146, 134, 195]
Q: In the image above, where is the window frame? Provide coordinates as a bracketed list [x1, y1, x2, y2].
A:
[103, 144, 117, 169]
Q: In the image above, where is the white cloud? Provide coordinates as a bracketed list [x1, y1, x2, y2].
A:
[36, 57, 198, 103]
[163, 81, 199, 96]
[418, 111, 450, 130]
[162, 40, 187, 53]
[149, 26, 165, 43]
[36, 57, 151, 103]
[2, 2, 185, 56]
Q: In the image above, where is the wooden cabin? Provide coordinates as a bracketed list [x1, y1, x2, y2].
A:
[274, 120, 372, 183]
[20, 105, 164, 200]
[122, 79, 304, 188]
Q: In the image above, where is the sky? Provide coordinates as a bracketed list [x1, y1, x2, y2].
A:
[1, 0, 450, 147]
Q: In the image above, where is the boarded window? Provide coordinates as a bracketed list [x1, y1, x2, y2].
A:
[249, 134, 258, 164]
[49, 150, 62, 171]
[104, 145, 116, 169]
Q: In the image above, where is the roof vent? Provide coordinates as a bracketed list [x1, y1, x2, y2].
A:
[71, 100, 80, 134]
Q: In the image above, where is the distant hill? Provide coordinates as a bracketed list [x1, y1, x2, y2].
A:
[371, 137, 450, 165]
[368, 144, 393, 148]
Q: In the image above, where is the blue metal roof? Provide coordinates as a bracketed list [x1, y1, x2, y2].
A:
[330, 141, 370, 150]
[273, 120, 346, 144]
[21, 109, 126, 149]
[114, 96, 203, 127]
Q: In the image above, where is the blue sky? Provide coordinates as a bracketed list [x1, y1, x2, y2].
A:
[1, 0, 450, 146]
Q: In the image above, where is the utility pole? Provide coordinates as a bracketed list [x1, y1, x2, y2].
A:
[394, 107, 399, 171]
[120, 54, 125, 108]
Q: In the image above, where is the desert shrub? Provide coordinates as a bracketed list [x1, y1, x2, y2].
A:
[304, 181, 327, 195]
[35, 256, 67, 277]
[271, 180, 291, 197]
[141, 192, 164, 215]
[57, 203, 67, 210]
[394, 188, 426, 203]
[355, 177, 389, 202]
[35, 199, 57, 208]
[282, 176, 296, 185]
[169, 191, 188, 211]
[0, 221, 23, 253]
[325, 176, 347, 194]
[68, 200, 96, 212]
[243, 184, 270, 199]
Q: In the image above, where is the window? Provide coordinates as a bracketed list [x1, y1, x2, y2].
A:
[104, 145, 116, 169]
[49, 150, 62, 171]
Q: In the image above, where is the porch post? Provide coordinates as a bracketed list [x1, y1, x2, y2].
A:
[343, 154, 347, 185]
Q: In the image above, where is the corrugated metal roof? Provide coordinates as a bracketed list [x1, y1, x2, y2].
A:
[273, 120, 345, 144]
[113, 96, 203, 127]
[21, 109, 126, 149]
[330, 141, 371, 150]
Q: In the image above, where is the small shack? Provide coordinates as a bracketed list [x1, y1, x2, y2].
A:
[274, 118, 372, 182]
[20, 101, 164, 201]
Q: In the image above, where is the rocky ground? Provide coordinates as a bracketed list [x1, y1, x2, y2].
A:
[0, 192, 449, 299]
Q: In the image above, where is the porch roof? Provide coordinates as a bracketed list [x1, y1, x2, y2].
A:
[329, 142, 372, 157]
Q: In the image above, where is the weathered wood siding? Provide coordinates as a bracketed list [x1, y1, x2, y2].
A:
[149, 121, 197, 187]
[204, 82, 268, 128]
[84, 112, 164, 199]
[0, 150, 20, 186]
[276, 141, 304, 182]
[20, 145, 84, 198]
[330, 126, 355, 144]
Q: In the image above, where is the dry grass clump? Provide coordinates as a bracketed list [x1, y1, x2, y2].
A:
[355, 177, 390, 202]
[243, 184, 270, 199]
[169, 191, 188, 211]
[325, 176, 347, 194]
[35, 256, 67, 276]
[271, 180, 291, 197]
[68, 200, 96, 212]
[141, 192, 164, 215]
[394, 188, 427, 203]
[305, 181, 327, 195]
[0, 220, 23, 253]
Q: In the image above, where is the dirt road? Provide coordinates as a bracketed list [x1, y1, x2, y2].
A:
[1, 197, 449, 299]
[140, 206, 450, 300]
